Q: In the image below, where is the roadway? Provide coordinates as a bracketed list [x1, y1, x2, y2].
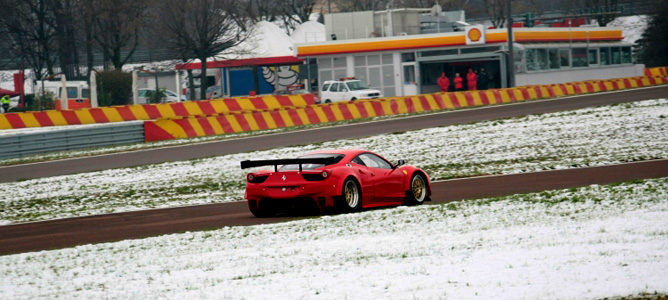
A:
[1, 159, 666, 255]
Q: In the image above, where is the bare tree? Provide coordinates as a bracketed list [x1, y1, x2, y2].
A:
[485, 0, 507, 28]
[334, 0, 390, 12]
[0, 0, 56, 79]
[244, 0, 281, 22]
[160, 0, 251, 100]
[279, 0, 318, 33]
[94, 0, 147, 70]
[47, 0, 83, 79]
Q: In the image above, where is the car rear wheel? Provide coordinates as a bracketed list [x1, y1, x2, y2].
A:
[405, 173, 427, 206]
[325, 99, 332, 103]
[340, 178, 362, 212]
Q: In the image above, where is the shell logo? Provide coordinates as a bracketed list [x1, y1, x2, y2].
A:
[468, 28, 482, 42]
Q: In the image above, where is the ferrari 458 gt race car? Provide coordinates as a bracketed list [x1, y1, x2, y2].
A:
[240, 150, 431, 217]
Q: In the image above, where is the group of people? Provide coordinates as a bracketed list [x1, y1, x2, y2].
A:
[437, 68, 490, 92]
[1, 94, 10, 113]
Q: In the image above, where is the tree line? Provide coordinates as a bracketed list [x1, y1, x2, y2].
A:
[0, 0, 661, 101]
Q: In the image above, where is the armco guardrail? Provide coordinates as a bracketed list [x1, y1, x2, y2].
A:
[144, 76, 668, 141]
[0, 94, 317, 130]
[0, 121, 144, 159]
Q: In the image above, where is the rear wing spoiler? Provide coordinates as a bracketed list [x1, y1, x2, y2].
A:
[240, 157, 338, 172]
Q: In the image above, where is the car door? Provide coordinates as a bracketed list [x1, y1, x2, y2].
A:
[340, 82, 352, 100]
[331, 82, 344, 102]
[358, 153, 405, 204]
[349, 156, 375, 205]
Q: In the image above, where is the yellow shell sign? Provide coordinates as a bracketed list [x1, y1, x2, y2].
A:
[468, 28, 482, 42]
[465, 25, 486, 45]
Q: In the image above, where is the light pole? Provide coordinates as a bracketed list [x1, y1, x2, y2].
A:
[506, 0, 515, 88]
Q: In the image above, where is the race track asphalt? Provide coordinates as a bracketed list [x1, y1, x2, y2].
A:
[1, 159, 666, 255]
[1, 85, 666, 182]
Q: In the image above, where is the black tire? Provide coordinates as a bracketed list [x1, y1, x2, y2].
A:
[339, 177, 362, 212]
[249, 200, 274, 217]
[350, 97, 357, 101]
[325, 99, 332, 103]
[405, 173, 428, 206]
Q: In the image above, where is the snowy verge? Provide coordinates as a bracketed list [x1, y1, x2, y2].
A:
[1, 177, 666, 299]
[0, 98, 666, 224]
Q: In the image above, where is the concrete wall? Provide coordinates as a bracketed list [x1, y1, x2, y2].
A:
[516, 64, 644, 86]
[325, 11, 374, 40]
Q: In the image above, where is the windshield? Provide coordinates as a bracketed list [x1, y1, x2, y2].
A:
[280, 153, 345, 171]
[346, 81, 369, 91]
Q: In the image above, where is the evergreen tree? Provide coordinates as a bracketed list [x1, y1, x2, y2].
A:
[637, 0, 668, 67]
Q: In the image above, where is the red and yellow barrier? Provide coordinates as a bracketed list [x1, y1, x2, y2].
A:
[0, 94, 317, 130]
[645, 67, 668, 77]
[144, 76, 668, 141]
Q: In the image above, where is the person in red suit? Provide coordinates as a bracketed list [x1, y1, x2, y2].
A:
[437, 72, 450, 92]
[466, 68, 478, 91]
[454, 73, 464, 91]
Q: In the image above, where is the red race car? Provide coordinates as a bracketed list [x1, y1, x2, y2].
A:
[240, 149, 431, 217]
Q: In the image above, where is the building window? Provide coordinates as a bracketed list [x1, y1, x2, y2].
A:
[526, 49, 538, 71]
[354, 56, 366, 66]
[559, 49, 570, 67]
[571, 48, 588, 67]
[401, 52, 415, 62]
[420, 49, 458, 57]
[588, 48, 598, 65]
[621, 47, 632, 64]
[367, 55, 380, 66]
[536, 48, 549, 70]
[611, 47, 621, 64]
[549, 48, 560, 69]
[600, 47, 610, 65]
[403, 65, 415, 84]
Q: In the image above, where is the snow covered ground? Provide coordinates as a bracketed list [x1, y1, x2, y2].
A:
[0, 98, 666, 224]
[1, 177, 666, 299]
[607, 15, 649, 44]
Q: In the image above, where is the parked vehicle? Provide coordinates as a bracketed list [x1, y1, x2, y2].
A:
[241, 149, 431, 217]
[319, 78, 382, 103]
[35, 80, 91, 110]
[138, 88, 185, 103]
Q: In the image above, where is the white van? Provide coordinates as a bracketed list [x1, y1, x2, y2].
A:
[319, 78, 382, 103]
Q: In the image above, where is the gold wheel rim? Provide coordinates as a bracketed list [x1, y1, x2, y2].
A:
[412, 176, 425, 202]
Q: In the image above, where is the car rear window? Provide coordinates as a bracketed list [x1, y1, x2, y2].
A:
[321, 83, 330, 91]
[280, 153, 345, 171]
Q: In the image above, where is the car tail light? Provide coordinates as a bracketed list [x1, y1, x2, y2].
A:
[247, 173, 268, 183]
[301, 170, 331, 181]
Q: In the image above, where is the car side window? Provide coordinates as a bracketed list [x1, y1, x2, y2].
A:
[351, 156, 366, 166]
[329, 83, 339, 92]
[360, 153, 392, 169]
[321, 83, 330, 91]
[341, 83, 349, 92]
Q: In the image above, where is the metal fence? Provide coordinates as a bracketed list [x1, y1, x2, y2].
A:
[0, 121, 144, 160]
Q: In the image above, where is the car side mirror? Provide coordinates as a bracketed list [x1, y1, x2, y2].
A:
[394, 159, 406, 168]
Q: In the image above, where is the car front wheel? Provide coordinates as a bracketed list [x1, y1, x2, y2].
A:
[405, 173, 427, 206]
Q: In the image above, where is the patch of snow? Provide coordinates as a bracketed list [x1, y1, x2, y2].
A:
[0, 98, 665, 224]
[608, 15, 649, 44]
[291, 21, 326, 44]
[0, 178, 665, 298]
[215, 21, 296, 61]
